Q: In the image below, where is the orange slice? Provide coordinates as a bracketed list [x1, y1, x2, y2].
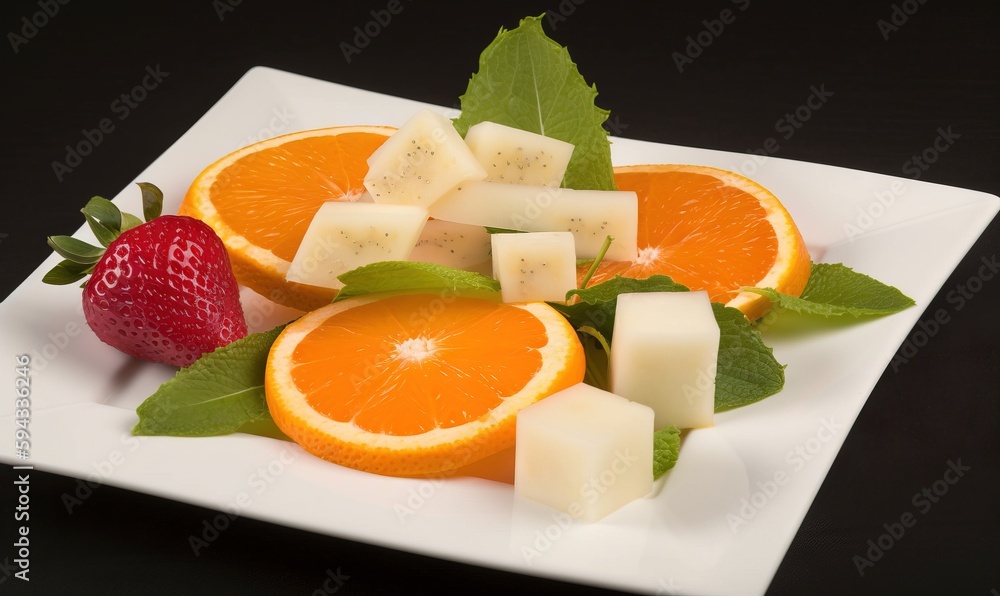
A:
[580, 164, 811, 321]
[264, 293, 585, 476]
[179, 126, 395, 312]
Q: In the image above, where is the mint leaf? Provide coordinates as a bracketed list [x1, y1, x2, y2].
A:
[453, 14, 616, 191]
[132, 324, 286, 437]
[549, 275, 785, 411]
[334, 261, 500, 302]
[550, 275, 689, 342]
[577, 325, 610, 390]
[744, 263, 915, 317]
[713, 303, 785, 411]
[578, 235, 614, 290]
[653, 426, 681, 480]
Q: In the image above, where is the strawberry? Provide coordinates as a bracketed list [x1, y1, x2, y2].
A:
[44, 183, 247, 366]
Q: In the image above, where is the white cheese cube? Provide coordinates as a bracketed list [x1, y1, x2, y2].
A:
[364, 109, 487, 208]
[286, 202, 428, 290]
[610, 291, 719, 429]
[464, 121, 574, 187]
[515, 383, 654, 522]
[491, 232, 577, 303]
[429, 181, 638, 261]
[410, 219, 493, 275]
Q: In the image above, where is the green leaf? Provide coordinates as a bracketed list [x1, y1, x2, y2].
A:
[132, 324, 287, 437]
[484, 226, 524, 234]
[549, 275, 689, 342]
[577, 325, 610, 390]
[81, 196, 122, 246]
[578, 235, 614, 290]
[712, 303, 785, 411]
[568, 275, 690, 307]
[653, 426, 681, 480]
[334, 261, 501, 302]
[42, 259, 94, 285]
[453, 14, 616, 191]
[548, 275, 785, 411]
[236, 417, 292, 442]
[46, 235, 105, 264]
[137, 182, 163, 222]
[121, 212, 144, 232]
[744, 263, 915, 318]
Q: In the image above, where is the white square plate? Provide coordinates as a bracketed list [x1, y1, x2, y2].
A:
[2, 66, 997, 595]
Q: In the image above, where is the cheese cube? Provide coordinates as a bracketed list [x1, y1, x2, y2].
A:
[364, 109, 487, 208]
[609, 291, 719, 429]
[491, 232, 577, 303]
[429, 181, 638, 261]
[410, 219, 493, 275]
[286, 202, 428, 290]
[464, 121, 574, 187]
[515, 383, 654, 522]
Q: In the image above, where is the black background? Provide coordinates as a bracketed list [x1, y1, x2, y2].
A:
[1, 1, 998, 594]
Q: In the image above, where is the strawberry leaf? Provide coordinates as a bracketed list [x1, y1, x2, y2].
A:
[137, 182, 163, 222]
[46, 235, 105, 264]
[121, 212, 144, 232]
[45, 183, 168, 287]
[42, 259, 94, 285]
[81, 197, 122, 246]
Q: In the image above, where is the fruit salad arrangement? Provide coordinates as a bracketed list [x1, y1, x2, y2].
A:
[45, 16, 914, 521]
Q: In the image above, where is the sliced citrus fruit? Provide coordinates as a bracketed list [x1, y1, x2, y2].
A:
[179, 126, 395, 312]
[264, 293, 585, 476]
[579, 164, 811, 321]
